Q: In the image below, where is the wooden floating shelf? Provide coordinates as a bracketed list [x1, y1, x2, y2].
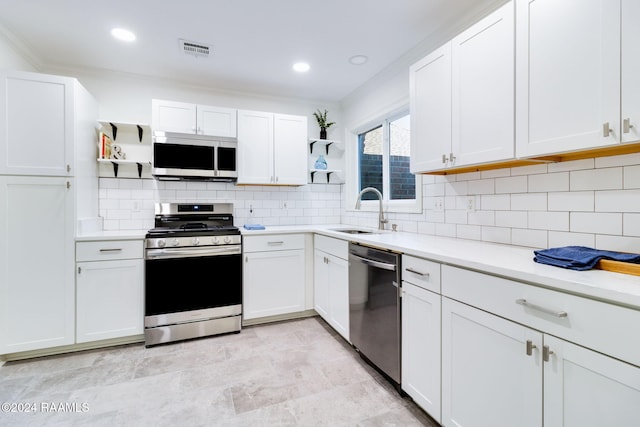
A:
[423, 142, 640, 175]
[596, 259, 640, 276]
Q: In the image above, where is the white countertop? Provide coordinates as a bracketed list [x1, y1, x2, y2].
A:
[75, 230, 148, 241]
[76, 224, 640, 309]
[242, 224, 640, 310]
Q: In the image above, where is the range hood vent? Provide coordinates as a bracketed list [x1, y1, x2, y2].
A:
[179, 39, 211, 58]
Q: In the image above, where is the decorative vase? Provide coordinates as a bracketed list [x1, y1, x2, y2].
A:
[314, 155, 328, 170]
[320, 128, 327, 140]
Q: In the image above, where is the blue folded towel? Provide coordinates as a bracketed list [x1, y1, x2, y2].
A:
[243, 224, 265, 230]
[533, 246, 640, 271]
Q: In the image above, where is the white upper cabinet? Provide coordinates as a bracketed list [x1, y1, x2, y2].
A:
[0, 71, 98, 177]
[237, 110, 274, 185]
[410, 43, 452, 173]
[516, 0, 621, 157]
[621, 0, 640, 144]
[274, 114, 308, 185]
[410, 1, 514, 173]
[452, 1, 514, 166]
[237, 110, 307, 185]
[152, 99, 237, 138]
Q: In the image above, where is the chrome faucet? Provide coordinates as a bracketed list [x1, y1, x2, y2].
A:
[355, 187, 388, 230]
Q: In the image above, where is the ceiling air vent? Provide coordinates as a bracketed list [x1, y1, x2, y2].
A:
[179, 39, 211, 58]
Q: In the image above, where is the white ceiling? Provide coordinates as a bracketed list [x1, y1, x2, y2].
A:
[0, 0, 499, 102]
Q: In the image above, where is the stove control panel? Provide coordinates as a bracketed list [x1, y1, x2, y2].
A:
[145, 234, 241, 249]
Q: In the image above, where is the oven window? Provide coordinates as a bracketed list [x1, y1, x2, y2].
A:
[145, 254, 242, 316]
[154, 143, 215, 170]
[217, 146, 237, 172]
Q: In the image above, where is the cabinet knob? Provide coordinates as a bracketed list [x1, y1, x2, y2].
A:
[543, 345, 554, 362]
[623, 118, 634, 134]
[442, 154, 447, 164]
[603, 122, 614, 138]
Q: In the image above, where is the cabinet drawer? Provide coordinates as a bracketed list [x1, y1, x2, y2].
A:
[243, 234, 305, 253]
[402, 255, 441, 293]
[76, 240, 143, 262]
[442, 265, 640, 367]
[314, 235, 348, 260]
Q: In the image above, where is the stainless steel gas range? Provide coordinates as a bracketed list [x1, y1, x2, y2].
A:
[144, 203, 242, 346]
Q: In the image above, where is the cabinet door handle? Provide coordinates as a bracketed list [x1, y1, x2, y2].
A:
[526, 339, 537, 356]
[543, 345, 554, 362]
[623, 118, 634, 134]
[267, 241, 284, 246]
[449, 152, 456, 164]
[442, 154, 447, 164]
[99, 248, 122, 253]
[77, 266, 82, 274]
[406, 267, 429, 278]
[516, 299, 568, 318]
[603, 122, 613, 137]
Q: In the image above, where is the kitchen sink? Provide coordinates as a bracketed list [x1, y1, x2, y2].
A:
[330, 228, 377, 234]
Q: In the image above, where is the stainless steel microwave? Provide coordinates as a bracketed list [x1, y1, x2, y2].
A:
[152, 131, 237, 181]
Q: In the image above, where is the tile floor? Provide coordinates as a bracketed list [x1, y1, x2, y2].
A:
[0, 316, 438, 426]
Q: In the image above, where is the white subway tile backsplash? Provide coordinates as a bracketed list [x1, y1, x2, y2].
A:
[570, 168, 623, 191]
[570, 212, 622, 235]
[481, 226, 511, 244]
[468, 179, 495, 195]
[481, 194, 510, 210]
[496, 176, 527, 194]
[624, 165, 640, 189]
[623, 213, 640, 237]
[511, 228, 547, 249]
[495, 211, 528, 228]
[595, 189, 640, 212]
[457, 224, 482, 240]
[511, 193, 547, 211]
[595, 234, 640, 252]
[99, 151, 640, 250]
[548, 231, 595, 248]
[528, 211, 569, 231]
[528, 172, 569, 193]
[548, 191, 594, 212]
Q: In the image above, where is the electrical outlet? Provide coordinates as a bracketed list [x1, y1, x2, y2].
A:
[466, 197, 476, 212]
[433, 197, 444, 212]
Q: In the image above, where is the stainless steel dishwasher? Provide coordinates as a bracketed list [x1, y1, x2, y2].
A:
[348, 242, 401, 388]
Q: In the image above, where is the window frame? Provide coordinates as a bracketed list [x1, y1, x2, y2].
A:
[346, 107, 422, 214]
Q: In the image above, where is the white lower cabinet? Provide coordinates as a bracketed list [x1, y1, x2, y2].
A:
[75, 240, 143, 343]
[0, 176, 75, 354]
[442, 297, 542, 427]
[544, 335, 640, 427]
[243, 234, 306, 320]
[313, 235, 349, 340]
[441, 265, 640, 427]
[401, 282, 441, 423]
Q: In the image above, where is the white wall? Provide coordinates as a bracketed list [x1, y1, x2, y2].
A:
[0, 26, 38, 71]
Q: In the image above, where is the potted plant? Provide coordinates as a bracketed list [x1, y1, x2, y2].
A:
[313, 109, 335, 140]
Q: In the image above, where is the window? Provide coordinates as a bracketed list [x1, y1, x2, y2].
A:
[355, 112, 420, 210]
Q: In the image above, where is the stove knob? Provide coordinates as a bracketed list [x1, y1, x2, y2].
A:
[224, 236, 232, 244]
[192, 237, 200, 246]
[157, 239, 166, 248]
[212, 236, 220, 245]
[172, 238, 180, 247]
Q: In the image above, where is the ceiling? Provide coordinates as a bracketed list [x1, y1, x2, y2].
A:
[0, 0, 499, 102]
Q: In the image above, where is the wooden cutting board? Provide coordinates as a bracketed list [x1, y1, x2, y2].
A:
[596, 259, 640, 276]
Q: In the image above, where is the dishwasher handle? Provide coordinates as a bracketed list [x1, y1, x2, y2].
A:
[350, 252, 397, 271]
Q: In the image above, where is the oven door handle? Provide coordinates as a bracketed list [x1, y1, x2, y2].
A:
[145, 245, 241, 260]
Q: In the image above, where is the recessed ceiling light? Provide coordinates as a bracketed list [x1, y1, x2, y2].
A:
[111, 28, 136, 42]
[293, 62, 310, 73]
[349, 55, 368, 65]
